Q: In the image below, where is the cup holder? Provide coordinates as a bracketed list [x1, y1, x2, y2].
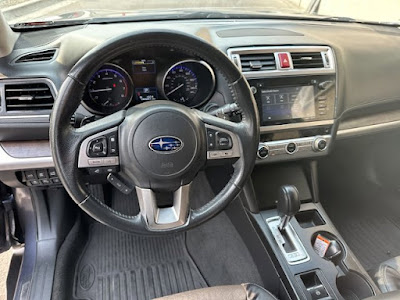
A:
[336, 271, 375, 300]
[311, 231, 345, 264]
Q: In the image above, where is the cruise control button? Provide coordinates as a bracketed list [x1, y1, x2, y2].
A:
[107, 174, 132, 195]
[88, 168, 103, 175]
[216, 132, 232, 150]
[104, 157, 118, 165]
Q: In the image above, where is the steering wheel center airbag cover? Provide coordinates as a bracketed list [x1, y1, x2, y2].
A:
[120, 101, 205, 182]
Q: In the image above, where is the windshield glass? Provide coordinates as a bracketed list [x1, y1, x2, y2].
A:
[1, 0, 399, 25]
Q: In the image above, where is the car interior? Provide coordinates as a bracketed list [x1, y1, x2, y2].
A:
[1, 1, 400, 299]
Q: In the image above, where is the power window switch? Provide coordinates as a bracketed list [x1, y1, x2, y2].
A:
[40, 179, 51, 185]
[29, 180, 40, 186]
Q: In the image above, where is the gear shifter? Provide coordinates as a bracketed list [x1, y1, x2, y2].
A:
[277, 185, 300, 231]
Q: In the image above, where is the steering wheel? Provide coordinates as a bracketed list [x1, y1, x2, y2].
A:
[50, 30, 259, 234]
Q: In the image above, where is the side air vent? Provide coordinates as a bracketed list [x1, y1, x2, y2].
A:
[291, 52, 324, 69]
[239, 53, 276, 72]
[5, 82, 54, 111]
[14, 49, 57, 63]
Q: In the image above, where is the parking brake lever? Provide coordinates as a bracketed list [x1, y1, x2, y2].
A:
[277, 185, 300, 231]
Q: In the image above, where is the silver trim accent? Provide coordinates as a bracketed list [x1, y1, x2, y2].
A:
[82, 63, 134, 116]
[205, 124, 241, 160]
[162, 60, 216, 107]
[0, 145, 53, 171]
[0, 77, 57, 118]
[78, 127, 119, 168]
[136, 184, 190, 230]
[266, 216, 310, 265]
[260, 120, 334, 133]
[257, 135, 331, 164]
[337, 120, 400, 139]
[227, 46, 335, 78]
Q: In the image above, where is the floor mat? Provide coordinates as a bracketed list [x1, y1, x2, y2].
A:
[73, 224, 207, 300]
[335, 216, 400, 272]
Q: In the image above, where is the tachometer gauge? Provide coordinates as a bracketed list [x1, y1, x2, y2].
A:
[162, 60, 215, 107]
[83, 64, 133, 115]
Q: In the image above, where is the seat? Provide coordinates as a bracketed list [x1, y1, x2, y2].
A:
[153, 283, 278, 300]
[373, 256, 400, 293]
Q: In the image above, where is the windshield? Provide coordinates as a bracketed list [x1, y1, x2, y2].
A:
[1, 0, 400, 25]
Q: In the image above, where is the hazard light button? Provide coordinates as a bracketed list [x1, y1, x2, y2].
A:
[278, 53, 291, 69]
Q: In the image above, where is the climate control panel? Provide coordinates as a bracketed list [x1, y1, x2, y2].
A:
[256, 135, 331, 163]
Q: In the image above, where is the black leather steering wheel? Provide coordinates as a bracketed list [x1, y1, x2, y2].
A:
[50, 30, 259, 234]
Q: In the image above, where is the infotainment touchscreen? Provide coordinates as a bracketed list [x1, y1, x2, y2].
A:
[261, 86, 315, 122]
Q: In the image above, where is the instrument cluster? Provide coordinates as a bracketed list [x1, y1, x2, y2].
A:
[81, 54, 216, 115]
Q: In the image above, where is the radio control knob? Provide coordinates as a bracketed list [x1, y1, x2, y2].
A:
[257, 144, 269, 159]
[313, 137, 328, 151]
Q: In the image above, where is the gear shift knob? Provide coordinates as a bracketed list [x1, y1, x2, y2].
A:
[278, 185, 300, 231]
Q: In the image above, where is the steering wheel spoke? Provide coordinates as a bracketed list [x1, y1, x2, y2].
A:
[136, 184, 191, 231]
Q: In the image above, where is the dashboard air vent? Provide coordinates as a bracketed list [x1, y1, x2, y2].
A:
[239, 53, 276, 72]
[15, 49, 57, 63]
[5, 82, 54, 111]
[291, 52, 324, 69]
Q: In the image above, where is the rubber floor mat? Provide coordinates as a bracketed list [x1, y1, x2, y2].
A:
[73, 224, 207, 300]
[335, 216, 400, 272]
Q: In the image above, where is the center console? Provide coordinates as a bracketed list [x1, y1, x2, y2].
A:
[228, 46, 337, 163]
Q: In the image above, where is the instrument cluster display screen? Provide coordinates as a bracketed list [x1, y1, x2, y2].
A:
[261, 86, 315, 122]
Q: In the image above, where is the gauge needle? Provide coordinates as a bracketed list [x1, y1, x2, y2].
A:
[166, 84, 184, 96]
[90, 88, 112, 93]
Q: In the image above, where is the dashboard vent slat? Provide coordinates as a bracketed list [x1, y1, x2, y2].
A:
[5, 82, 54, 111]
[291, 52, 324, 69]
[15, 49, 57, 63]
[239, 53, 276, 72]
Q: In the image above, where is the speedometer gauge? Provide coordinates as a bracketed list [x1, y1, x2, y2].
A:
[162, 60, 215, 107]
[83, 64, 133, 115]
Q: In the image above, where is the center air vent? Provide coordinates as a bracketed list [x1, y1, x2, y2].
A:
[5, 82, 54, 111]
[239, 53, 276, 72]
[14, 49, 57, 63]
[291, 52, 324, 69]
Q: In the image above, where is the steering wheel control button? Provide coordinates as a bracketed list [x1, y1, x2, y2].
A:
[313, 138, 328, 152]
[286, 142, 297, 154]
[257, 145, 269, 159]
[207, 129, 216, 150]
[88, 137, 107, 157]
[88, 159, 103, 165]
[108, 133, 118, 155]
[216, 132, 233, 150]
[107, 174, 132, 195]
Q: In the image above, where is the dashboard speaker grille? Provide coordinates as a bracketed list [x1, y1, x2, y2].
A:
[291, 52, 324, 69]
[239, 53, 276, 72]
[5, 82, 54, 111]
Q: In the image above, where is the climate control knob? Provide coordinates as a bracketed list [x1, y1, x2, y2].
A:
[313, 137, 328, 152]
[257, 144, 269, 159]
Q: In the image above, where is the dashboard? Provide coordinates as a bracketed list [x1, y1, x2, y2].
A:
[81, 48, 217, 115]
[1, 17, 400, 187]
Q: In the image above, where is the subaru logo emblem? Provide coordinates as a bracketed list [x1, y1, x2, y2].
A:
[149, 136, 183, 154]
